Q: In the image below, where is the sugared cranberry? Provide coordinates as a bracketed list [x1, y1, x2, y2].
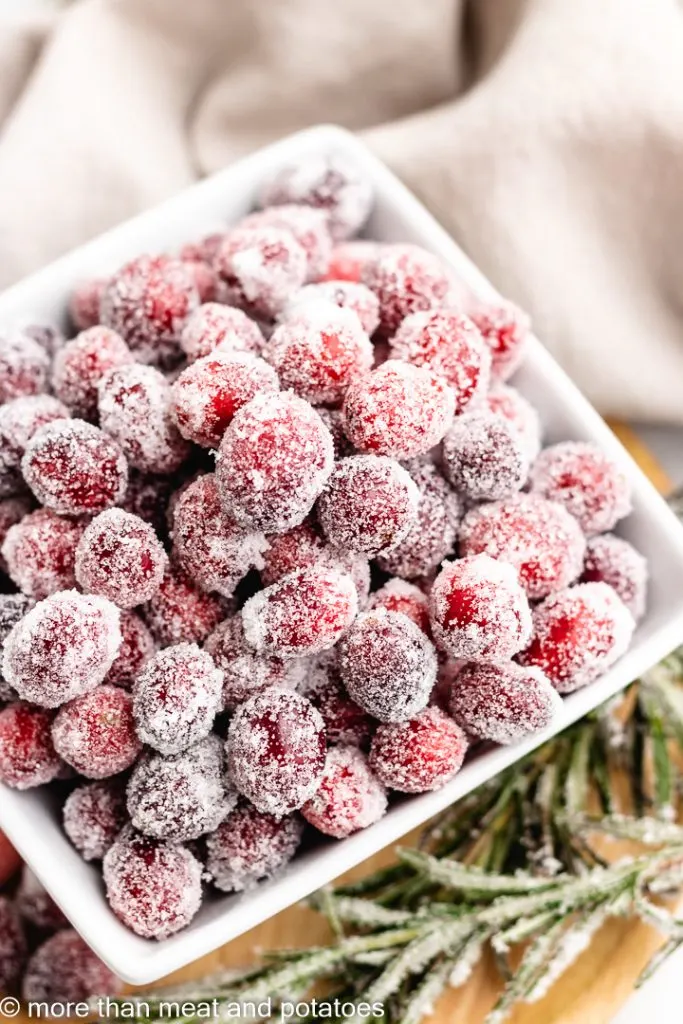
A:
[518, 582, 635, 693]
[52, 327, 133, 420]
[204, 615, 300, 711]
[172, 351, 279, 448]
[338, 609, 437, 723]
[69, 278, 108, 331]
[0, 703, 62, 789]
[206, 802, 304, 892]
[103, 825, 202, 939]
[468, 299, 530, 381]
[0, 394, 70, 497]
[530, 441, 632, 535]
[486, 382, 542, 462]
[240, 205, 332, 281]
[23, 324, 66, 360]
[324, 241, 380, 283]
[100, 254, 199, 368]
[120, 468, 174, 541]
[216, 391, 334, 533]
[226, 686, 326, 816]
[449, 662, 561, 744]
[23, 929, 122, 1004]
[242, 565, 358, 660]
[98, 363, 190, 475]
[183, 257, 219, 303]
[2, 591, 121, 708]
[180, 303, 263, 363]
[282, 281, 380, 335]
[0, 497, 33, 572]
[369, 706, 468, 792]
[370, 579, 430, 635]
[142, 566, 229, 646]
[582, 533, 647, 621]
[343, 360, 454, 460]
[133, 643, 222, 754]
[301, 745, 387, 838]
[52, 684, 141, 778]
[3, 508, 86, 599]
[301, 651, 375, 748]
[0, 333, 50, 404]
[459, 494, 586, 600]
[104, 610, 155, 689]
[442, 411, 530, 502]
[0, 896, 26, 992]
[0, 594, 33, 703]
[63, 780, 128, 861]
[261, 518, 326, 586]
[215, 226, 307, 320]
[75, 508, 168, 608]
[15, 868, 69, 933]
[22, 419, 128, 516]
[362, 244, 453, 333]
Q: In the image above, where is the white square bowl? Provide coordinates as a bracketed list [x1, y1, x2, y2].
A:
[2, 125, 683, 986]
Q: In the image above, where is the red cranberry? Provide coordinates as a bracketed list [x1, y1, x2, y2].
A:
[63, 780, 128, 861]
[183, 257, 219, 303]
[582, 533, 647, 621]
[180, 303, 263, 363]
[52, 684, 142, 778]
[120, 469, 174, 541]
[0, 395, 70, 497]
[0, 497, 33, 572]
[23, 929, 122, 1004]
[302, 745, 387, 838]
[52, 327, 133, 420]
[0, 896, 26, 992]
[442, 410, 530, 502]
[486, 382, 542, 462]
[301, 651, 375, 747]
[15, 867, 69, 933]
[0, 703, 62, 789]
[104, 610, 156, 689]
[282, 280, 380, 335]
[370, 579, 430, 635]
[215, 225, 307, 320]
[449, 662, 561, 744]
[468, 299, 530, 381]
[2, 508, 86, 599]
[369, 706, 468, 792]
[204, 615, 300, 711]
[362, 244, 453, 333]
[261, 518, 326, 586]
[69, 277, 109, 331]
[0, 333, 50, 404]
[324, 241, 380, 283]
[142, 566, 230, 647]
[240, 205, 332, 280]
[75, 508, 168, 609]
[530, 441, 632, 535]
[0, 593, 33, 703]
[206, 802, 303, 893]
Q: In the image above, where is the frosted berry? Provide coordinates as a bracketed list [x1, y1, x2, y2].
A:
[52, 327, 133, 420]
[142, 566, 229, 646]
[2, 591, 121, 708]
[180, 233, 224, 266]
[133, 643, 222, 754]
[63, 780, 127, 861]
[98, 363, 190, 475]
[377, 460, 461, 579]
[0, 703, 62, 789]
[216, 391, 334, 533]
[0, 594, 33, 703]
[100, 254, 199, 368]
[468, 299, 530, 381]
[0, 896, 26, 992]
[15, 868, 69, 933]
[338, 609, 437, 723]
[301, 745, 387, 838]
[2, 508, 86, 599]
[519, 582, 635, 693]
[23, 324, 66, 360]
[486, 382, 542, 462]
[264, 304, 372, 406]
[362, 244, 452, 333]
[226, 686, 326, 816]
[459, 494, 586, 600]
[183, 257, 219, 303]
[449, 662, 561, 744]
[260, 153, 373, 241]
[0, 394, 70, 498]
[370, 579, 430, 635]
[180, 303, 263, 363]
[324, 241, 380, 283]
[204, 615, 300, 711]
[343, 360, 454, 459]
[530, 441, 632, 535]
[317, 455, 418, 556]
[242, 565, 358, 660]
[215, 225, 307, 320]
[315, 407, 354, 458]
[0, 497, 33, 574]
[390, 310, 490, 414]
[282, 280, 380, 335]
[105, 611, 156, 689]
[120, 469, 174, 541]
[127, 735, 236, 841]
[52, 684, 142, 778]
[172, 351, 279, 448]
[240, 204, 332, 280]
[103, 825, 203, 939]
[69, 277, 108, 331]
[23, 929, 121, 1004]
[301, 653, 374, 748]
[369, 706, 468, 792]
[261, 518, 326, 586]
[206, 802, 303, 893]
[582, 533, 648, 621]
[22, 419, 128, 516]
[0, 333, 50, 403]
[75, 508, 168, 608]
[442, 411, 529, 502]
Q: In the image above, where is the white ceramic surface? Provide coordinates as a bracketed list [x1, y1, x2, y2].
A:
[2, 125, 683, 986]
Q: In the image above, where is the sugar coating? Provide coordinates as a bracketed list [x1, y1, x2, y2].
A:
[0, 593, 33, 702]
[0, 332, 50, 404]
[22, 419, 128, 516]
[183, 257, 219, 303]
[216, 391, 334, 533]
[362, 244, 453, 333]
[369, 578, 431, 635]
[15, 867, 68, 933]
[325, 241, 381, 283]
[180, 302, 263, 363]
[264, 304, 373, 406]
[23, 324, 66, 360]
[3, 591, 122, 708]
[100, 254, 199, 368]
[240, 205, 332, 280]
[369, 706, 468, 793]
[63, 780, 128, 861]
[142, 566, 230, 647]
[317, 455, 419, 556]
[0, 497, 34, 574]
[98, 363, 190, 475]
[261, 518, 326, 586]
[133, 642, 223, 754]
[486, 382, 542, 462]
[582, 533, 648, 621]
[103, 825, 203, 940]
[69, 277, 108, 331]
[459, 493, 586, 600]
[3, 508, 86, 600]
[442, 411, 530, 502]
[338, 609, 437, 723]
[301, 745, 387, 838]
[204, 615, 301, 711]
[127, 734, 237, 841]
[120, 468, 174, 542]
[390, 310, 491, 414]
[343, 360, 455, 460]
[300, 650, 375, 748]
[226, 686, 326, 816]
[530, 441, 632, 536]
[518, 582, 636, 694]
[0, 896, 26, 991]
[0, 703, 63, 789]
[23, 929, 122, 1003]
[282, 281, 380, 335]
[0, 394, 70, 497]
[215, 225, 307, 320]
[172, 474, 268, 598]
[52, 684, 142, 779]
[75, 508, 168, 609]
[52, 327, 133, 420]
[206, 802, 304, 893]
[242, 565, 358, 660]
[468, 299, 530, 381]
[104, 610, 156, 689]
[260, 153, 373, 242]
[449, 662, 562, 744]
[377, 459, 462, 579]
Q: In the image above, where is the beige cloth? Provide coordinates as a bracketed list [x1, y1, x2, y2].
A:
[1, 0, 683, 422]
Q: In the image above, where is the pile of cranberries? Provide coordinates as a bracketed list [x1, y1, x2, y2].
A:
[0, 148, 645, 987]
